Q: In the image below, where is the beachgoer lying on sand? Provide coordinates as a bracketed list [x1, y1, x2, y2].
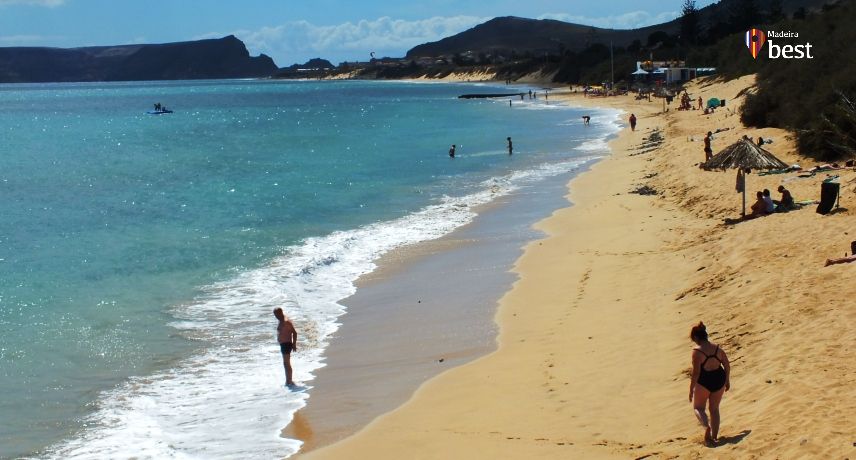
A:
[824, 241, 856, 266]
[825, 254, 856, 266]
[689, 322, 730, 446]
[774, 185, 794, 211]
[807, 163, 841, 172]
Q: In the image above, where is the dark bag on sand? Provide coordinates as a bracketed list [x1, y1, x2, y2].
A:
[816, 182, 839, 215]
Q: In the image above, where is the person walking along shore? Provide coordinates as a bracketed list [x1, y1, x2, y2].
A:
[689, 322, 730, 445]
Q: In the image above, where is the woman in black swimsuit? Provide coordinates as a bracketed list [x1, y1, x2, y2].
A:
[689, 322, 730, 445]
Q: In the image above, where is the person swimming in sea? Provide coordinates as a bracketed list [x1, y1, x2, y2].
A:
[274, 307, 298, 387]
[689, 322, 730, 445]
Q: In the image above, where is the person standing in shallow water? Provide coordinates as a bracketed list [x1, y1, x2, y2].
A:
[274, 307, 298, 386]
[507, 137, 513, 155]
[449, 144, 456, 158]
[689, 322, 730, 445]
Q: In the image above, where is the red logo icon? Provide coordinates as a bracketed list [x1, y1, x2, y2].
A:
[746, 29, 766, 59]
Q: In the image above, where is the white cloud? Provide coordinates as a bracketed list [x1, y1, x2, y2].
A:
[0, 0, 65, 6]
[198, 15, 488, 66]
[200, 12, 683, 66]
[537, 11, 679, 29]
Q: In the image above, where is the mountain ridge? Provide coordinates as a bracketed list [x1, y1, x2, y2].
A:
[406, 16, 679, 58]
[405, 0, 836, 59]
[0, 35, 278, 83]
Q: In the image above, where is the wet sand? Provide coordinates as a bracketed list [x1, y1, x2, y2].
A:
[288, 168, 594, 452]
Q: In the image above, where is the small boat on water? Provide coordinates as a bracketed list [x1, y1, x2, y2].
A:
[148, 103, 173, 115]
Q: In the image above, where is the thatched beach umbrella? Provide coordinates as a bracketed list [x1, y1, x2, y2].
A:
[702, 138, 789, 216]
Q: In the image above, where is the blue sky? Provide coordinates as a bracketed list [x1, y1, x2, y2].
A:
[0, 0, 717, 66]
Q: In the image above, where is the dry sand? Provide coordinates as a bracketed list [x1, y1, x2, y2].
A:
[300, 75, 856, 459]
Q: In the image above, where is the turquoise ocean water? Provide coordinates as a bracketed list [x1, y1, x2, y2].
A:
[0, 79, 619, 458]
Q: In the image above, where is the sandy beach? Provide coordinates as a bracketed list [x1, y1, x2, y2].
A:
[287, 162, 597, 452]
[300, 75, 856, 459]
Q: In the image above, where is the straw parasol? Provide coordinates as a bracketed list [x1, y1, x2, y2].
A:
[703, 138, 788, 170]
[702, 138, 789, 216]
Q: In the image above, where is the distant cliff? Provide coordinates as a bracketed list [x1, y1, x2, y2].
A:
[405, 16, 677, 58]
[0, 35, 278, 83]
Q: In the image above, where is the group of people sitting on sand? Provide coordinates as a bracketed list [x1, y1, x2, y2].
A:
[748, 186, 794, 218]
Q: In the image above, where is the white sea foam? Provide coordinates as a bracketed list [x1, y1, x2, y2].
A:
[39, 146, 613, 460]
[574, 110, 623, 153]
[514, 102, 566, 110]
[575, 137, 611, 153]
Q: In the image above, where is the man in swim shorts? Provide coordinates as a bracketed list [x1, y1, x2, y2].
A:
[274, 307, 298, 386]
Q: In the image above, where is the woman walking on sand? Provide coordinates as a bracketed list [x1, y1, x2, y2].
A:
[689, 322, 730, 445]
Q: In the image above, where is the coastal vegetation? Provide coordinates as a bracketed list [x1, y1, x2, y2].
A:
[682, 0, 854, 160]
[738, 1, 856, 160]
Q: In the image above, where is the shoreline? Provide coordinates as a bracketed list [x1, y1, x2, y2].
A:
[278, 83, 621, 455]
[286, 155, 607, 453]
[302, 75, 856, 458]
